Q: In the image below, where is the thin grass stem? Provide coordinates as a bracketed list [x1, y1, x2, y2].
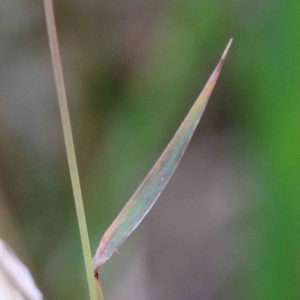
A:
[42, 0, 103, 299]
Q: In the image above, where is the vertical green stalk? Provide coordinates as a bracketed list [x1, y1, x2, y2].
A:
[42, 0, 102, 299]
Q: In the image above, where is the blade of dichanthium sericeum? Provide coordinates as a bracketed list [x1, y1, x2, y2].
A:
[93, 39, 233, 269]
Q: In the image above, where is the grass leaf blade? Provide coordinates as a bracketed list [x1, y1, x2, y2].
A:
[93, 39, 232, 268]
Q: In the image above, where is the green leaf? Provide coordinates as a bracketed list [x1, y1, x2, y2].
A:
[93, 39, 232, 268]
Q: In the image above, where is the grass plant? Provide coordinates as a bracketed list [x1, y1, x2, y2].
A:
[43, 0, 231, 298]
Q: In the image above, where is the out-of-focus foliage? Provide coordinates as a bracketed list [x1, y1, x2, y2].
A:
[0, 1, 299, 300]
[0, 238, 43, 300]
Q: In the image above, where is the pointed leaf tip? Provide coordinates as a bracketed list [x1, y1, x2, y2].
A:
[93, 41, 232, 268]
[222, 38, 233, 61]
[215, 39, 232, 73]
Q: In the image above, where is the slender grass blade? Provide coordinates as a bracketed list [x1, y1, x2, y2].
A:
[94, 39, 232, 268]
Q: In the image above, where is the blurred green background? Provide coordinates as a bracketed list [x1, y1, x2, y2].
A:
[0, 0, 299, 299]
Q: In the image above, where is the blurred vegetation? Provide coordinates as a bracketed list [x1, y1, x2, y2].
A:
[0, 0, 299, 299]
